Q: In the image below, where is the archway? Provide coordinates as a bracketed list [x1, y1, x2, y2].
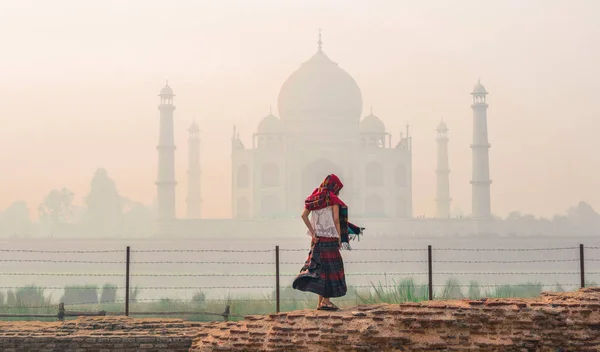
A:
[261, 163, 280, 188]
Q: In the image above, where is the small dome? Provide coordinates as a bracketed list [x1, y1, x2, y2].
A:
[360, 113, 386, 134]
[160, 83, 174, 96]
[257, 113, 283, 134]
[189, 121, 199, 132]
[437, 120, 448, 132]
[472, 80, 487, 95]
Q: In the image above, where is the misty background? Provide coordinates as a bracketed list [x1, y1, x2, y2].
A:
[1, 1, 600, 311]
[1, 0, 599, 230]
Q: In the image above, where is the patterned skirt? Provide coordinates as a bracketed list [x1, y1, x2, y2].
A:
[292, 237, 347, 298]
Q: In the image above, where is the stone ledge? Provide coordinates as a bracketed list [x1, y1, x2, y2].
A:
[1, 287, 600, 351]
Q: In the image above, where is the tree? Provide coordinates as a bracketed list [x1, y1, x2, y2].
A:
[121, 198, 153, 237]
[565, 201, 600, 236]
[0, 201, 32, 237]
[38, 188, 74, 226]
[81, 168, 123, 237]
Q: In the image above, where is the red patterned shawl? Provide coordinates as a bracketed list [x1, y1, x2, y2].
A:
[305, 174, 346, 211]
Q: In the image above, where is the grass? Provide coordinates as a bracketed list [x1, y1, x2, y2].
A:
[0, 279, 588, 322]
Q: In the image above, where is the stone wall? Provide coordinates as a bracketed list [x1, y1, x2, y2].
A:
[0, 318, 197, 352]
[1, 288, 600, 351]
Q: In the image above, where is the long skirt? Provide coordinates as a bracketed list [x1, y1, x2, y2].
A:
[292, 237, 347, 298]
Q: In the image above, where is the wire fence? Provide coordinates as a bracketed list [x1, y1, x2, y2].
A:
[0, 243, 598, 321]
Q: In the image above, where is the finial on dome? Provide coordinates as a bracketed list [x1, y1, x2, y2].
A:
[318, 28, 323, 51]
[370, 106, 373, 115]
[269, 105, 272, 115]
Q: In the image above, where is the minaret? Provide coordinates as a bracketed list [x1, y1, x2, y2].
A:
[156, 82, 177, 221]
[435, 120, 451, 218]
[186, 120, 201, 219]
[470, 80, 492, 218]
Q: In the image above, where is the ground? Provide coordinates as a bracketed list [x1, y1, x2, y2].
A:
[1, 288, 600, 351]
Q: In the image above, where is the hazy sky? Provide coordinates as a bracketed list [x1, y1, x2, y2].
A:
[1, 0, 599, 220]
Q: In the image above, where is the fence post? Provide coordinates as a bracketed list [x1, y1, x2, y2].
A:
[58, 302, 65, 321]
[125, 246, 130, 316]
[275, 245, 280, 313]
[428, 245, 433, 301]
[222, 305, 230, 322]
[580, 244, 585, 289]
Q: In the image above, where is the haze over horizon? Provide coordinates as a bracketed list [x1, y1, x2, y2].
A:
[1, 0, 599, 220]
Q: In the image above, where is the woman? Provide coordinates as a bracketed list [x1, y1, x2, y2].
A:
[292, 174, 348, 311]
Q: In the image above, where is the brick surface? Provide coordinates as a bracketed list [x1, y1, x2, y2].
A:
[1, 288, 600, 351]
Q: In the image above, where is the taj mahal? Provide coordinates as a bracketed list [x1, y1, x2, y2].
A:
[154, 36, 495, 238]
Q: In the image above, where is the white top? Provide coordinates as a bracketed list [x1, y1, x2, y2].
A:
[307, 206, 339, 238]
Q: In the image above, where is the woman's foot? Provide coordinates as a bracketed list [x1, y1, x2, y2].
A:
[317, 301, 339, 311]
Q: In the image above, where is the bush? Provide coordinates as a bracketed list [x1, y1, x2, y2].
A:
[62, 285, 98, 305]
[192, 291, 206, 304]
[5, 286, 51, 307]
[100, 284, 118, 303]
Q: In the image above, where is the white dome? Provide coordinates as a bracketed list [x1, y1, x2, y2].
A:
[160, 84, 174, 96]
[360, 113, 386, 134]
[257, 113, 283, 134]
[472, 80, 487, 95]
[437, 120, 448, 132]
[277, 50, 362, 124]
[189, 121, 199, 132]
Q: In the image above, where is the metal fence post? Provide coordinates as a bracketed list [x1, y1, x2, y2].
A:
[428, 245, 433, 300]
[58, 302, 65, 321]
[222, 305, 230, 322]
[580, 244, 585, 288]
[275, 245, 280, 313]
[125, 246, 131, 316]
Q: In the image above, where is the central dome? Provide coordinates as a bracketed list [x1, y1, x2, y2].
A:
[277, 49, 363, 124]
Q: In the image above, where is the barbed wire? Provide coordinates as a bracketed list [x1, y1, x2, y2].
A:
[0, 259, 125, 264]
[433, 272, 599, 275]
[431, 283, 581, 288]
[433, 247, 580, 252]
[281, 260, 429, 264]
[1, 246, 596, 254]
[0, 249, 122, 253]
[1, 257, 594, 265]
[280, 247, 585, 252]
[131, 261, 274, 265]
[431, 259, 581, 264]
[280, 248, 427, 252]
[2, 270, 598, 277]
[131, 249, 273, 253]
[0, 285, 273, 290]
[0, 273, 123, 277]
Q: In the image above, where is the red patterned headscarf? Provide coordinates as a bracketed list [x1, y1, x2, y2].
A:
[305, 174, 347, 211]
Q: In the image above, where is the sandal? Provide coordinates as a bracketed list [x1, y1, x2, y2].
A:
[317, 302, 340, 311]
